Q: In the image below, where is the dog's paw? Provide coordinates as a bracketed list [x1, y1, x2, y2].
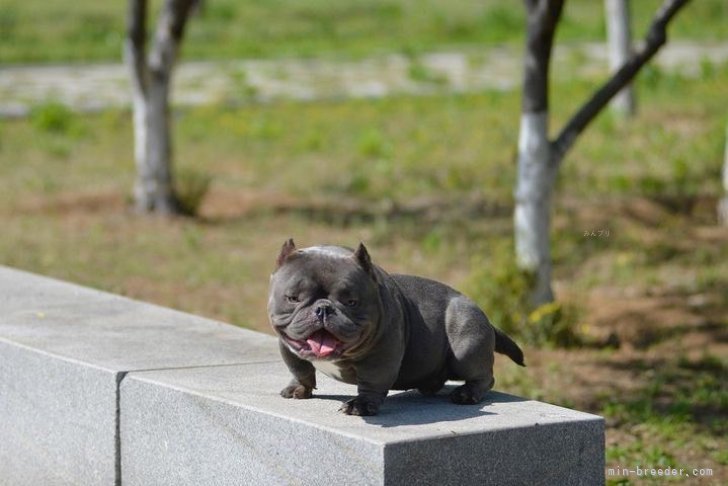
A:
[280, 384, 313, 399]
[449, 384, 484, 405]
[339, 396, 380, 416]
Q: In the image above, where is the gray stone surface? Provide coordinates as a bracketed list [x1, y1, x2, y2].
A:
[0, 266, 278, 486]
[122, 361, 605, 486]
[0, 340, 117, 486]
[0, 267, 278, 371]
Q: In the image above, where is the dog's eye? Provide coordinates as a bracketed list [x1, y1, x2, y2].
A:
[345, 299, 358, 307]
[286, 295, 300, 304]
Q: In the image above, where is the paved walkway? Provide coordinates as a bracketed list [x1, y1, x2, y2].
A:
[1, 41, 726, 117]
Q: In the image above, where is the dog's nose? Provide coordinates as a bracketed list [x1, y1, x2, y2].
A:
[315, 303, 333, 320]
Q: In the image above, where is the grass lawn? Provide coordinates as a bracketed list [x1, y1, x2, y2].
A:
[1, 57, 726, 481]
[1, 0, 727, 63]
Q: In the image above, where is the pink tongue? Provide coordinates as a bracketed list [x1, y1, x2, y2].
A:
[306, 330, 338, 357]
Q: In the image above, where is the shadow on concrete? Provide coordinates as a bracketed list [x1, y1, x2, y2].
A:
[314, 388, 528, 427]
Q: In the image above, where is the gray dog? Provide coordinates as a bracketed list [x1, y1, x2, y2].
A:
[268, 239, 525, 416]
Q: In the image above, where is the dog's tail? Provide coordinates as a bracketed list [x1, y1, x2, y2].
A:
[494, 327, 526, 367]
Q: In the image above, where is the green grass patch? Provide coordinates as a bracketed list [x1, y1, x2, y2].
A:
[465, 246, 583, 348]
[1, 0, 727, 64]
[602, 355, 727, 482]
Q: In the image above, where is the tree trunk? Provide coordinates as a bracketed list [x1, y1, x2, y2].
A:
[718, 123, 728, 225]
[125, 0, 196, 214]
[605, 0, 636, 116]
[140, 73, 178, 213]
[514, 0, 564, 306]
[515, 0, 690, 306]
[515, 113, 557, 305]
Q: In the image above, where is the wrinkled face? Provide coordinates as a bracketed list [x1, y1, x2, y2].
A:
[268, 250, 381, 361]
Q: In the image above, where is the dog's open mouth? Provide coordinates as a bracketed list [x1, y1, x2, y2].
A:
[284, 329, 344, 358]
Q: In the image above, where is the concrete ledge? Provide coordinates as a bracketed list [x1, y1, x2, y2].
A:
[0, 267, 278, 485]
[0, 266, 605, 485]
[122, 362, 604, 486]
[0, 340, 119, 485]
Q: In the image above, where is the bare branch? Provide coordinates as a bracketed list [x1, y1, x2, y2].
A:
[552, 0, 691, 163]
[148, 0, 197, 79]
[522, 0, 565, 113]
[125, 0, 149, 96]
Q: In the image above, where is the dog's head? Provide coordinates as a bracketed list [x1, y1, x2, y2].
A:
[267, 239, 382, 361]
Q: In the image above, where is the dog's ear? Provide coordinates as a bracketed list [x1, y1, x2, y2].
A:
[352, 242, 374, 276]
[276, 238, 297, 268]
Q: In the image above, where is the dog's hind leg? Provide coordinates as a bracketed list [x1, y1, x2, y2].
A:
[444, 296, 496, 404]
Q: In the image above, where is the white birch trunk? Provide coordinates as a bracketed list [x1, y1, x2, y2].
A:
[514, 112, 556, 305]
[140, 77, 177, 213]
[125, 0, 193, 214]
[513, 0, 688, 307]
[516, 0, 564, 306]
[124, 38, 154, 212]
[718, 123, 728, 225]
[605, 0, 636, 116]
[144, 12, 179, 214]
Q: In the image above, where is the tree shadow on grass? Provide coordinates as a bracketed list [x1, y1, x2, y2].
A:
[599, 354, 727, 436]
[200, 193, 511, 228]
